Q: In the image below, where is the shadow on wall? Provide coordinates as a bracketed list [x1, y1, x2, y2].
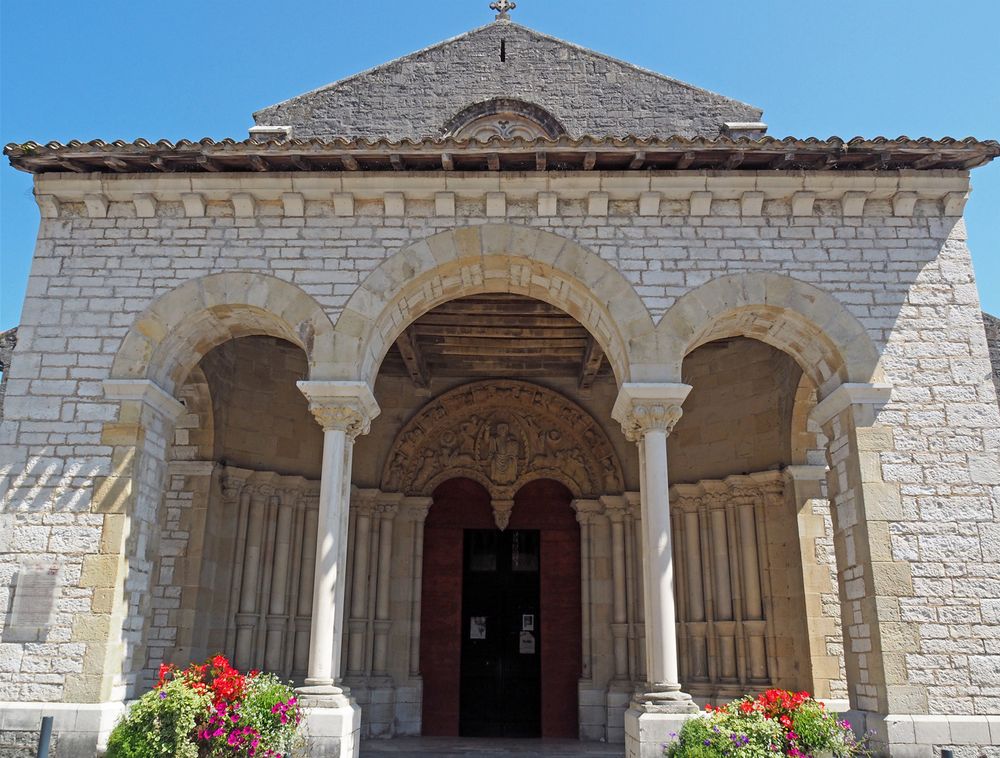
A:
[984, 312, 1000, 408]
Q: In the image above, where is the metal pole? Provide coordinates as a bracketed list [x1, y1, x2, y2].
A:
[36, 716, 53, 758]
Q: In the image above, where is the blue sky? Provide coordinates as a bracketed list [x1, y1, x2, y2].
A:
[2, 0, 997, 331]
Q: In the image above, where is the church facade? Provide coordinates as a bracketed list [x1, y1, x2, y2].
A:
[2, 8, 1000, 757]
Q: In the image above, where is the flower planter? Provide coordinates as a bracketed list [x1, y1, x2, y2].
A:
[664, 689, 867, 757]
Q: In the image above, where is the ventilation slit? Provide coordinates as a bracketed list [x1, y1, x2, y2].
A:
[500, 39, 506, 62]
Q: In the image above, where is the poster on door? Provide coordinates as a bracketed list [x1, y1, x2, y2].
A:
[519, 631, 535, 654]
[470, 616, 487, 640]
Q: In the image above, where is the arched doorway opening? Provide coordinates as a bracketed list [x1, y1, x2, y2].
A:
[667, 335, 846, 704]
[141, 335, 324, 688]
[420, 478, 580, 739]
[352, 290, 630, 741]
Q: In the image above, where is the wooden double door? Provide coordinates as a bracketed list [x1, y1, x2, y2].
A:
[420, 478, 581, 739]
[460, 529, 541, 737]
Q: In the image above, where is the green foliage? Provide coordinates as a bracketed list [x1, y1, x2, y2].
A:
[106, 677, 210, 758]
[665, 689, 870, 758]
[240, 673, 303, 755]
[666, 709, 786, 758]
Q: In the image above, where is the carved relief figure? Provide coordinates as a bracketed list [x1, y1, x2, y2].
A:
[380, 380, 624, 501]
[480, 421, 521, 485]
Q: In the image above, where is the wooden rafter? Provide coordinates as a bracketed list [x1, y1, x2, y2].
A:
[578, 335, 605, 393]
[395, 326, 430, 390]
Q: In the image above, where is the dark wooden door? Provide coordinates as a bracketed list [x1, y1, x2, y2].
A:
[459, 529, 541, 737]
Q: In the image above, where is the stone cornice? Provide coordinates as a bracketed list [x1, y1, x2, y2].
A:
[810, 382, 893, 428]
[31, 171, 972, 219]
[102, 378, 186, 422]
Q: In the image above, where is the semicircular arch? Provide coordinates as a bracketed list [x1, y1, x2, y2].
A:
[380, 379, 625, 500]
[657, 273, 882, 396]
[111, 272, 338, 395]
[332, 225, 654, 387]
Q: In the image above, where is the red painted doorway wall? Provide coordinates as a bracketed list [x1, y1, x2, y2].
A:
[419, 477, 581, 738]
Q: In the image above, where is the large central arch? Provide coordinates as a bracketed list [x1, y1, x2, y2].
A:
[329, 225, 654, 387]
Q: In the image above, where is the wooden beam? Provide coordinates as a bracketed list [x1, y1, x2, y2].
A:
[248, 154, 267, 172]
[104, 157, 129, 172]
[859, 152, 892, 169]
[578, 335, 605, 393]
[289, 154, 310, 171]
[582, 151, 597, 170]
[911, 152, 942, 169]
[487, 153, 501, 171]
[675, 151, 697, 169]
[340, 154, 359, 171]
[629, 151, 646, 170]
[769, 152, 795, 169]
[535, 151, 547, 171]
[150, 156, 170, 172]
[441, 152, 454, 171]
[413, 325, 586, 339]
[723, 151, 745, 169]
[56, 159, 86, 173]
[390, 153, 405, 171]
[395, 327, 430, 390]
[197, 155, 220, 172]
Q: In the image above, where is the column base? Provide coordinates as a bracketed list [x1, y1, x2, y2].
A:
[624, 687, 699, 758]
[296, 685, 362, 758]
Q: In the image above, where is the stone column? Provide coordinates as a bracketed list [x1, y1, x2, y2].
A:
[405, 499, 432, 679]
[295, 381, 379, 758]
[371, 501, 398, 676]
[612, 383, 697, 758]
[347, 492, 377, 676]
[604, 497, 632, 684]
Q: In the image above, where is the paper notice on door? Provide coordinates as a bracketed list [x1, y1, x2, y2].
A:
[519, 631, 536, 654]
[470, 616, 487, 640]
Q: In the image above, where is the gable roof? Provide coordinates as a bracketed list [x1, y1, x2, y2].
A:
[252, 20, 764, 141]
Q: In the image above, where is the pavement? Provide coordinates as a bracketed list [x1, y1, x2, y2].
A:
[359, 737, 625, 757]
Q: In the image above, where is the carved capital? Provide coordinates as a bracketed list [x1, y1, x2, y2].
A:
[571, 499, 603, 525]
[612, 383, 691, 442]
[619, 403, 683, 441]
[298, 381, 380, 438]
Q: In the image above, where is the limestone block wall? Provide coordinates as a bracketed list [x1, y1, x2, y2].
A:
[0, 170, 997, 731]
[985, 312, 1000, 408]
[670, 338, 803, 481]
[0, 328, 16, 423]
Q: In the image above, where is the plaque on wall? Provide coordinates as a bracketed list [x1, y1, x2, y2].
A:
[4, 560, 61, 643]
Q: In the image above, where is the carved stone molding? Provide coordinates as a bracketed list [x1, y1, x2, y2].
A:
[381, 380, 624, 502]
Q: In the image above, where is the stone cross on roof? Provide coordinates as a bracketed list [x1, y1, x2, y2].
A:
[490, 0, 516, 20]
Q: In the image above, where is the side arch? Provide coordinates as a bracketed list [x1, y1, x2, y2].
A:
[331, 225, 654, 386]
[656, 273, 882, 396]
[111, 272, 338, 394]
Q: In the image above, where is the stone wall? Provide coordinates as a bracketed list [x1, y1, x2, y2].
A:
[670, 338, 803, 482]
[200, 336, 324, 479]
[985, 311, 1000, 408]
[0, 328, 16, 423]
[0, 171, 997, 741]
[253, 21, 762, 140]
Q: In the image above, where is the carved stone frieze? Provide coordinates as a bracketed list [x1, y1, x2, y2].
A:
[381, 380, 624, 501]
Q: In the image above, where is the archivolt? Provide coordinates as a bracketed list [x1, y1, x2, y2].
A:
[656, 273, 882, 397]
[111, 272, 337, 394]
[331, 225, 654, 387]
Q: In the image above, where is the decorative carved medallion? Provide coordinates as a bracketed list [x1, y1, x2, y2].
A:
[381, 380, 624, 502]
